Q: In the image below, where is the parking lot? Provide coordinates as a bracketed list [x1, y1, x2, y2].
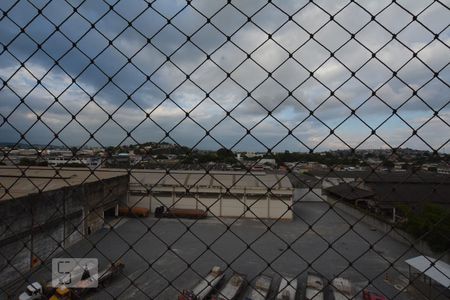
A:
[14, 189, 424, 299]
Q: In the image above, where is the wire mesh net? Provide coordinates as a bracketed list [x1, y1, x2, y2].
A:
[0, 0, 449, 299]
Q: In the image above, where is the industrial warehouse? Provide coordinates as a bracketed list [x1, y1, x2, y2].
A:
[0, 167, 293, 291]
[128, 170, 294, 220]
[0, 167, 129, 287]
[322, 171, 450, 222]
[1, 165, 448, 299]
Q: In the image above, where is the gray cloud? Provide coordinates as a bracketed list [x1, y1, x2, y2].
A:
[0, 0, 449, 151]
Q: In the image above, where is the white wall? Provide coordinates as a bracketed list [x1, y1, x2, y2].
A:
[221, 197, 245, 217]
[129, 194, 151, 210]
[269, 199, 292, 219]
[128, 192, 293, 220]
[151, 196, 173, 210]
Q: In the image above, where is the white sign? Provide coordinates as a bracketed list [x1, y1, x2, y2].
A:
[51, 258, 98, 288]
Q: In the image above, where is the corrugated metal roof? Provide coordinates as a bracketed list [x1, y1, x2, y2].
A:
[311, 170, 450, 184]
[130, 170, 293, 190]
[405, 256, 450, 289]
[0, 167, 292, 201]
[325, 183, 375, 200]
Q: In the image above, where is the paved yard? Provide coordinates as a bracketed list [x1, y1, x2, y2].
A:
[9, 189, 426, 300]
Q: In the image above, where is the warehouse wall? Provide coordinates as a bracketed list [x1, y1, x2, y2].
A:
[0, 239, 31, 288]
[153, 195, 174, 209]
[128, 191, 293, 220]
[83, 175, 129, 234]
[198, 197, 221, 216]
[129, 193, 151, 210]
[0, 175, 129, 289]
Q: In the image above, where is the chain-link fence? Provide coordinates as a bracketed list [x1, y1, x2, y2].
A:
[0, 0, 449, 299]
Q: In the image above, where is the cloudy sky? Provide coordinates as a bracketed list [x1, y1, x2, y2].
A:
[0, 0, 449, 152]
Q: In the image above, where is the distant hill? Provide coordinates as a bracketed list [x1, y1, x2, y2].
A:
[0, 142, 63, 149]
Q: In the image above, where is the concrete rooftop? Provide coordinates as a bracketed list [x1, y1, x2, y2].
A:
[0, 166, 127, 201]
[0, 167, 292, 202]
[130, 170, 293, 190]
